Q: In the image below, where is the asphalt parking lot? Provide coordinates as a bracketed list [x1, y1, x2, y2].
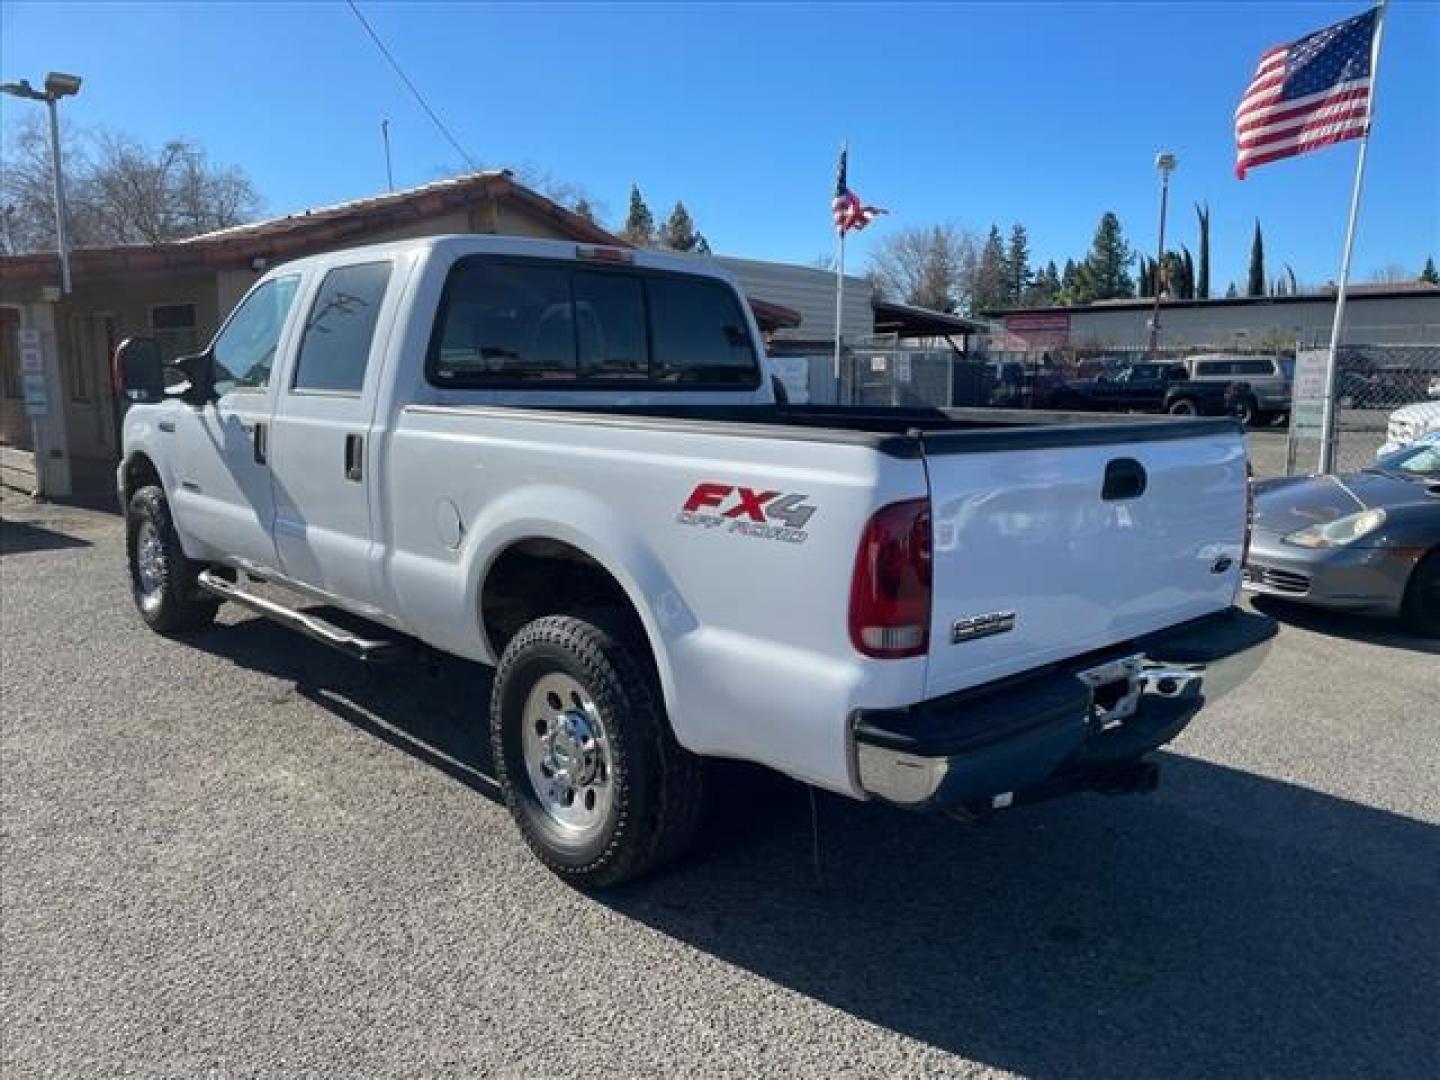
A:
[2, 471, 1437, 1079]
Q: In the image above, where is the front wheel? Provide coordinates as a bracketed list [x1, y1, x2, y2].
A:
[126, 485, 219, 634]
[1167, 398, 1198, 416]
[490, 614, 703, 888]
[1230, 396, 1258, 426]
[1402, 551, 1440, 637]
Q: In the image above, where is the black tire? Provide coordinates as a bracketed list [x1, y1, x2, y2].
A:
[125, 485, 219, 634]
[1401, 550, 1440, 637]
[1231, 395, 1258, 426]
[1167, 398, 1198, 416]
[490, 614, 703, 888]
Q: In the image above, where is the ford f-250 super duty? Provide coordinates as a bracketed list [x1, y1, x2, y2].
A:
[116, 235, 1274, 887]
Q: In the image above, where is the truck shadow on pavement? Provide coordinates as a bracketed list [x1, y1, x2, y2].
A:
[0, 519, 93, 555]
[190, 611, 1437, 1080]
[1251, 595, 1440, 654]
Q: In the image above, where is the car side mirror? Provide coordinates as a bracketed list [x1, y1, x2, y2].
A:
[172, 351, 218, 407]
[112, 337, 166, 404]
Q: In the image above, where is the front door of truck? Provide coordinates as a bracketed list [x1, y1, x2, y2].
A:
[170, 275, 301, 572]
[267, 259, 397, 613]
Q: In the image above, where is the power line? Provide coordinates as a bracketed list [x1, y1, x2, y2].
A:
[345, 0, 479, 172]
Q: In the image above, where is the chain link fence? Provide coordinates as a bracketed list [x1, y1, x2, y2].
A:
[1285, 344, 1440, 476]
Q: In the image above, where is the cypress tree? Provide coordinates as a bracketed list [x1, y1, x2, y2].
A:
[1247, 219, 1266, 298]
[1195, 202, 1211, 299]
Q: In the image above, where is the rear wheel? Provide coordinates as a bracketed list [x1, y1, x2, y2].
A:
[490, 614, 703, 888]
[1167, 398, 1198, 416]
[125, 485, 219, 634]
[1401, 550, 1440, 637]
[1231, 395, 1258, 426]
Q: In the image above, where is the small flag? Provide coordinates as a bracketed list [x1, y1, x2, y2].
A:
[833, 147, 887, 235]
[1235, 6, 1378, 179]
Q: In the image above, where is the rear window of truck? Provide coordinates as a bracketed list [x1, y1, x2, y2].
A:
[426, 256, 760, 390]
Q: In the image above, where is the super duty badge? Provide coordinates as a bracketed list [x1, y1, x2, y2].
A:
[677, 482, 816, 544]
[951, 611, 1017, 643]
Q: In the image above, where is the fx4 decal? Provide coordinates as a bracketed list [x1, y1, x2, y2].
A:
[677, 482, 817, 544]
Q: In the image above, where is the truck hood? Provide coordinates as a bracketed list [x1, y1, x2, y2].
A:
[1252, 471, 1420, 536]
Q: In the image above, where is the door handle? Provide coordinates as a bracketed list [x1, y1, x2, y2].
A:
[345, 434, 364, 482]
[253, 421, 267, 465]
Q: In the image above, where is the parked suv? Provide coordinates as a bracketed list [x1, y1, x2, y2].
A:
[1186, 354, 1293, 426]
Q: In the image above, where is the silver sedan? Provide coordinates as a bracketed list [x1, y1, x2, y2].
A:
[1244, 437, 1440, 636]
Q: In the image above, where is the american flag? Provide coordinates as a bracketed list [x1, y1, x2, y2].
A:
[833, 147, 886, 235]
[1235, 7, 1379, 179]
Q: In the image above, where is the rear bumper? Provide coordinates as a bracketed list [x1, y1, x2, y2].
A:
[851, 607, 1275, 810]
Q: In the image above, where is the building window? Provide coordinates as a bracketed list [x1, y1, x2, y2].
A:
[150, 303, 198, 364]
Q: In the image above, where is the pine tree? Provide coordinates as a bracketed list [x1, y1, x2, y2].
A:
[972, 224, 1008, 312]
[572, 198, 597, 224]
[1026, 260, 1061, 307]
[659, 201, 702, 252]
[1138, 256, 1154, 298]
[1247, 219, 1266, 297]
[1421, 256, 1439, 284]
[620, 184, 655, 247]
[693, 232, 712, 256]
[1195, 202, 1211, 299]
[1004, 223, 1032, 305]
[1181, 246, 1196, 300]
[1058, 258, 1084, 305]
[1082, 211, 1135, 300]
[1225, 282, 1239, 299]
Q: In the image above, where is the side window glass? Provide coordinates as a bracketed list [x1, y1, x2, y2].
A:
[293, 262, 393, 393]
[431, 262, 575, 382]
[212, 276, 300, 395]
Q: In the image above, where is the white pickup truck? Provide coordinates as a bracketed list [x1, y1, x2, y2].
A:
[116, 235, 1274, 886]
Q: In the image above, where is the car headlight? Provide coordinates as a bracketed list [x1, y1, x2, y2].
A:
[1284, 508, 1386, 548]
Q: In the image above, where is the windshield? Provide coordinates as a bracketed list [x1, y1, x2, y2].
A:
[1375, 440, 1440, 479]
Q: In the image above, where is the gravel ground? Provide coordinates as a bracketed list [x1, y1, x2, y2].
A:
[2, 490, 1437, 1079]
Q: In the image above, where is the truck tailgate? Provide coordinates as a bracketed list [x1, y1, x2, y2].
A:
[921, 425, 1248, 698]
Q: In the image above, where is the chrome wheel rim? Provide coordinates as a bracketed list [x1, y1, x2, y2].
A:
[135, 521, 165, 607]
[521, 672, 613, 839]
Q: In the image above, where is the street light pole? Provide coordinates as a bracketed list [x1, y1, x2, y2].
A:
[0, 71, 83, 295]
[45, 93, 72, 293]
[1148, 151, 1177, 357]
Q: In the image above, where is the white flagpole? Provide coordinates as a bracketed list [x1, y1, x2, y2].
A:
[833, 230, 846, 386]
[833, 139, 848, 390]
[1319, 0, 1388, 474]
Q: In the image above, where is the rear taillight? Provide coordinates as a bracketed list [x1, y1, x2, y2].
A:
[849, 498, 932, 658]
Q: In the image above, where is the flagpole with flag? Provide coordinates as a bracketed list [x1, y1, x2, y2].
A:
[1318, 0, 1388, 473]
[1235, 2, 1389, 474]
[830, 143, 887, 393]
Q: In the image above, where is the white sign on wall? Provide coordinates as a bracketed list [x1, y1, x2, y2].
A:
[17, 328, 49, 417]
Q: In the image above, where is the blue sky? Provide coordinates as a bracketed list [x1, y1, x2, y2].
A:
[3, 1, 1437, 289]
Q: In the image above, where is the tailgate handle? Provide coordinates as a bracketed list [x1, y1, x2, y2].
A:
[1102, 458, 1147, 501]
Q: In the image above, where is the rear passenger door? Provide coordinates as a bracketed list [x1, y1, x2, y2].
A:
[267, 260, 398, 610]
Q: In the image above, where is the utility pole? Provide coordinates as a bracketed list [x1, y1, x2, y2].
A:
[381, 118, 394, 192]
